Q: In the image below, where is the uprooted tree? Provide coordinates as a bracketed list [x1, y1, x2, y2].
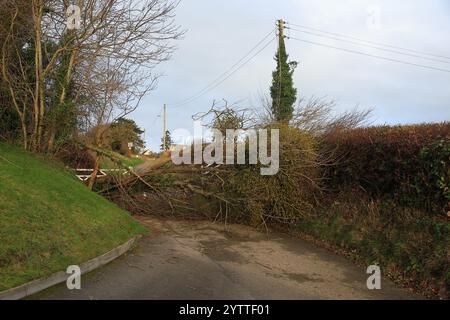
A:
[100, 100, 370, 228]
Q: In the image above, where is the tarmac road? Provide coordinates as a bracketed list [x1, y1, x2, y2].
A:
[32, 216, 420, 300]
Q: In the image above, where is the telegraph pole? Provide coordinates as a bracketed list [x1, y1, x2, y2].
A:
[276, 19, 285, 112]
[162, 104, 167, 150]
[278, 19, 284, 39]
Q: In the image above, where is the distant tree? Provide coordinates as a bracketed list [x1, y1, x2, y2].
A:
[109, 118, 145, 156]
[270, 34, 297, 123]
[160, 130, 173, 151]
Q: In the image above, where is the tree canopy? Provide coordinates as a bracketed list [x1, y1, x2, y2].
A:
[109, 118, 145, 155]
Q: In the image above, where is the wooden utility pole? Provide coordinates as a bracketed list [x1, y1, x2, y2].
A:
[163, 104, 167, 150]
[278, 19, 284, 39]
[276, 19, 285, 112]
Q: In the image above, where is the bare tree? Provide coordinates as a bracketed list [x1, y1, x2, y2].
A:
[0, 0, 183, 151]
[192, 99, 257, 135]
[292, 97, 373, 134]
[258, 94, 372, 134]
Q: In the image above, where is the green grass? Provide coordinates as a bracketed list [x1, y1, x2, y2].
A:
[0, 143, 146, 291]
[99, 149, 145, 169]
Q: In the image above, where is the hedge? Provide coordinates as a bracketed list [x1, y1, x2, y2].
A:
[323, 123, 450, 213]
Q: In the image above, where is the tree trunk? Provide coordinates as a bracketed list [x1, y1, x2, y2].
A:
[47, 49, 77, 153]
[87, 154, 100, 191]
[32, 0, 44, 151]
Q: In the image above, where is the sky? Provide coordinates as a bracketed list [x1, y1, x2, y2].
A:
[131, 0, 450, 151]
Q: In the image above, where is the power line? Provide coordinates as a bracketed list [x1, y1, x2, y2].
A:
[288, 36, 450, 73]
[286, 27, 450, 65]
[173, 36, 276, 109]
[149, 106, 162, 127]
[170, 29, 276, 109]
[286, 22, 450, 61]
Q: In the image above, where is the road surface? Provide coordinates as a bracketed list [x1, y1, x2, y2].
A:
[32, 216, 420, 300]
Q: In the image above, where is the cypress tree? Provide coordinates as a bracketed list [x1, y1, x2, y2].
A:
[270, 34, 297, 123]
[160, 130, 173, 151]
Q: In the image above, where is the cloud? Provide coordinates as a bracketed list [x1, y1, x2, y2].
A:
[132, 0, 450, 150]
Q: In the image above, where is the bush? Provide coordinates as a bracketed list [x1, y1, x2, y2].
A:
[323, 123, 450, 213]
[53, 140, 96, 168]
[295, 191, 450, 299]
[226, 125, 320, 225]
[0, 104, 20, 143]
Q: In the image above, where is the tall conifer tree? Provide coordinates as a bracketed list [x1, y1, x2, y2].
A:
[270, 32, 297, 123]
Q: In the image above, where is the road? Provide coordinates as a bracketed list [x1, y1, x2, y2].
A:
[32, 216, 420, 300]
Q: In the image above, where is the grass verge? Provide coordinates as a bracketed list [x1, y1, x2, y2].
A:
[99, 149, 145, 169]
[0, 143, 146, 291]
[292, 191, 449, 299]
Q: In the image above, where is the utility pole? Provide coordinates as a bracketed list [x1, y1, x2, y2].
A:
[278, 19, 284, 39]
[276, 19, 285, 112]
[162, 104, 167, 150]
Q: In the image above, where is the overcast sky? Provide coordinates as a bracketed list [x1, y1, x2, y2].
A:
[131, 0, 450, 151]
